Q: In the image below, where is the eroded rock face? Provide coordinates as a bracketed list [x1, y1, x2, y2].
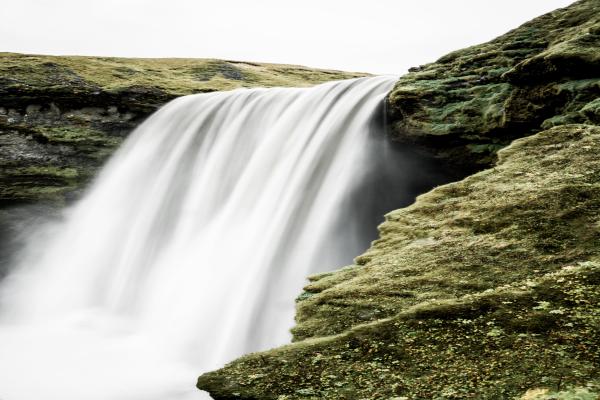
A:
[386, 0, 600, 171]
[0, 104, 127, 206]
[197, 0, 600, 398]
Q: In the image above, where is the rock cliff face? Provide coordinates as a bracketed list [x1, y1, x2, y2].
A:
[197, 0, 600, 398]
[0, 53, 367, 206]
[0, 54, 366, 275]
[199, 124, 600, 399]
[386, 0, 599, 171]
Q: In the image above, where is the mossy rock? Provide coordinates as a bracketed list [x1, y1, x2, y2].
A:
[386, 0, 600, 171]
[197, 124, 600, 400]
[0, 52, 368, 112]
[0, 124, 123, 206]
[0, 54, 366, 207]
[520, 383, 600, 400]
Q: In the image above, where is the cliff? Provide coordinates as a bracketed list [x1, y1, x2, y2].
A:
[199, 124, 600, 399]
[386, 0, 599, 171]
[0, 54, 367, 277]
[197, 0, 600, 398]
[0, 53, 367, 206]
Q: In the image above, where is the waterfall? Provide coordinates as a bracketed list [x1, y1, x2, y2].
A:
[0, 76, 398, 400]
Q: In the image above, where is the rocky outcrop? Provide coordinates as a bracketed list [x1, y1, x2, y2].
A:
[386, 0, 599, 171]
[198, 124, 600, 399]
[0, 54, 367, 276]
[197, 1, 600, 398]
[0, 53, 367, 206]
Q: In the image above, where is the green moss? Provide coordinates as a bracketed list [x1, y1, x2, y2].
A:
[467, 143, 505, 154]
[0, 166, 80, 204]
[0, 186, 70, 204]
[580, 98, 600, 124]
[199, 260, 600, 400]
[541, 113, 582, 130]
[197, 125, 600, 400]
[290, 125, 600, 341]
[34, 126, 119, 145]
[0, 54, 365, 207]
[33, 126, 123, 161]
[0, 53, 368, 97]
[521, 383, 600, 400]
[11, 166, 79, 180]
[0, 125, 123, 205]
[386, 0, 600, 169]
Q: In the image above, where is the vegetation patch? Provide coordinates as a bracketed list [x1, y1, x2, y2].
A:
[198, 125, 600, 399]
[0, 52, 368, 105]
[386, 0, 600, 170]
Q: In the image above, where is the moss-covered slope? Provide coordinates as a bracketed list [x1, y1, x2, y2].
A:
[0, 53, 366, 206]
[198, 124, 600, 399]
[387, 0, 600, 170]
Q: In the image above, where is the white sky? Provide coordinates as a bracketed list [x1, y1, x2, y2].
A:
[1, 0, 574, 74]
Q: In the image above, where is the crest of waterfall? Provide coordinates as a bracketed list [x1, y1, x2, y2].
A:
[0, 76, 397, 400]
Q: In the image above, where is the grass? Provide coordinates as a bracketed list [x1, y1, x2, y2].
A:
[0, 52, 369, 96]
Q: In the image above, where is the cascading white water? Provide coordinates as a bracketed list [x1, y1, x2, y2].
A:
[0, 76, 397, 400]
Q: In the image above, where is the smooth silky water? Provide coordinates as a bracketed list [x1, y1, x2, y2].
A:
[0, 76, 447, 399]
